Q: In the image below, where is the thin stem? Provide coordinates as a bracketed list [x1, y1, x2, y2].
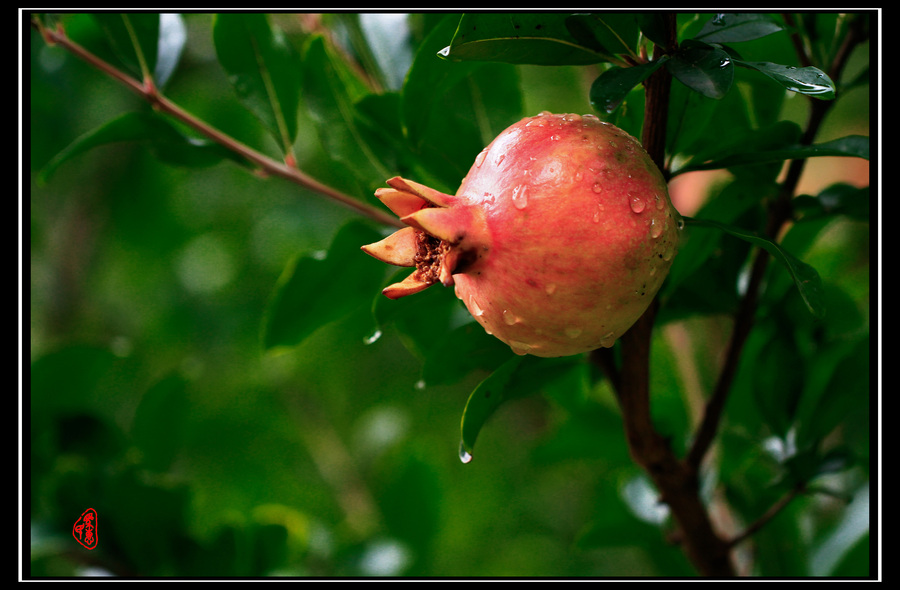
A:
[32, 18, 403, 230]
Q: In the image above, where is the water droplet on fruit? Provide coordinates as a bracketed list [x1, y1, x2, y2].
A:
[565, 326, 583, 339]
[509, 340, 532, 355]
[502, 309, 519, 325]
[650, 218, 663, 238]
[495, 153, 506, 166]
[551, 134, 560, 141]
[469, 297, 484, 317]
[630, 193, 646, 213]
[655, 194, 665, 210]
[599, 331, 616, 348]
[512, 184, 528, 209]
[545, 283, 557, 295]
[459, 441, 473, 464]
[474, 149, 487, 168]
[592, 182, 602, 193]
[575, 171, 583, 182]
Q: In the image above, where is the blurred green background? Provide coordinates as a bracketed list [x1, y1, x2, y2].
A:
[28, 13, 871, 578]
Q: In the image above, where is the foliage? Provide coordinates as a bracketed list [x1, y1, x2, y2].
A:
[28, 12, 873, 578]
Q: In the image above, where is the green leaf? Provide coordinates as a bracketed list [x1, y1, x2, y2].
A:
[564, 13, 640, 59]
[301, 35, 392, 190]
[36, 111, 244, 184]
[459, 355, 524, 463]
[694, 13, 785, 43]
[589, 59, 667, 114]
[131, 373, 189, 471]
[92, 13, 159, 80]
[421, 322, 514, 386]
[735, 60, 836, 99]
[213, 13, 301, 153]
[439, 13, 615, 65]
[459, 355, 581, 462]
[674, 134, 869, 175]
[262, 221, 386, 351]
[683, 216, 826, 318]
[666, 40, 734, 99]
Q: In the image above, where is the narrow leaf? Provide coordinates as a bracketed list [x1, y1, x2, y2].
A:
[666, 40, 734, 99]
[459, 356, 524, 462]
[440, 13, 614, 65]
[694, 13, 785, 43]
[736, 60, 836, 99]
[92, 13, 159, 80]
[590, 59, 667, 113]
[683, 217, 826, 318]
[37, 112, 243, 184]
[675, 134, 869, 175]
[213, 13, 301, 152]
[262, 222, 385, 351]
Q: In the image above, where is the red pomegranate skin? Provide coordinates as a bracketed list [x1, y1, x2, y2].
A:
[362, 112, 680, 358]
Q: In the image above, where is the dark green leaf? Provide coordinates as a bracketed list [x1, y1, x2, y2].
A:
[440, 13, 615, 65]
[213, 13, 302, 152]
[683, 217, 826, 318]
[675, 134, 869, 175]
[92, 13, 159, 79]
[694, 13, 785, 43]
[564, 13, 640, 58]
[302, 35, 393, 190]
[131, 373, 189, 471]
[735, 60, 835, 99]
[262, 221, 385, 351]
[667, 40, 734, 99]
[37, 111, 244, 184]
[590, 59, 667, 114]
[459, 355, 524, 462]
[459, 355, 581, 462]
[421, 322, 515, 386]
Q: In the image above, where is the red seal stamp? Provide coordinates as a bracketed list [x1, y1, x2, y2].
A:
[72, 508, 98, 550]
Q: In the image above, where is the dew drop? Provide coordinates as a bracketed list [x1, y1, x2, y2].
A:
[593, 208, 601, 223]
[495, 153, 506, 166]
[650, 218, 663, 239]
[502, 309, 519, 325]
[545, 283, 557, 295]
[364, 329, 382, 345]
[592, 182, 603, 193]
[469, 297, 485, 317]
[599, 331, 616, 348]
[565, 326, 583, 339]
[655, 194, 665, 210]
[512, 184, 528, 209]
[509, 340, 532, 355]
[575, 171, 583, 182]
[550, 134, 560, 141]
[459, 441, 473, 464]
[629, 193, 646, 214]
[474, 149, 487, 168]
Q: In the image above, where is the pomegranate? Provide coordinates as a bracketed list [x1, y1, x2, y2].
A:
[362, 111, 680, 357]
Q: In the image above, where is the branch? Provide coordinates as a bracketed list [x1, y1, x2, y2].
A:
[31, 17, 404, 230]
[614, 14, 736, 577]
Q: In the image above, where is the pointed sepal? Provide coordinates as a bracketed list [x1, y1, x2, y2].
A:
[382, 271, 434, 300]
[361, 227, 418, 267]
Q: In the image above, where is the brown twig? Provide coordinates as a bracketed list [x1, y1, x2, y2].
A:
[31, 17, 404, 230]
[613, 14, 736, 577]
